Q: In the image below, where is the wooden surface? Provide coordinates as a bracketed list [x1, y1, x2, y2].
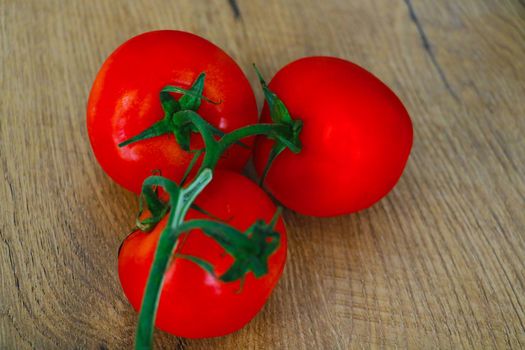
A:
[1, 0, 524, 348]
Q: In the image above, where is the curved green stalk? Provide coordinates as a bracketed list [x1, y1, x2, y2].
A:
[130, 68, 302, 350]
[135, 170, 212, 350]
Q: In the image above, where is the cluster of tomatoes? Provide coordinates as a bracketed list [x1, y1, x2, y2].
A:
[87, 30, 412, 347]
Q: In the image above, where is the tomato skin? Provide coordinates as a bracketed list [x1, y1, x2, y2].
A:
[254, 57, 413, 217]
[118, 171, 287, 338]
[87, 31, 258, 193]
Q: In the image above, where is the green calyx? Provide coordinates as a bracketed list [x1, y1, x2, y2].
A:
[118, 73, 224, 151]
[134, 160, 215, 232]
[253, 65, 302, 185]
[135, 181, 169, 232]
[175, 207, 282, 282]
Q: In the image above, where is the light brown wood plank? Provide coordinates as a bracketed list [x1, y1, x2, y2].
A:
[1, 0, 524, 348]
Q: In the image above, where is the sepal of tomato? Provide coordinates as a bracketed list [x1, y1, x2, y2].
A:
[118, 171, 287, 338]
[252, 65, 303, 185]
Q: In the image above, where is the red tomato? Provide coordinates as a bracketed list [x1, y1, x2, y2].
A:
[254, 57, 413, 217]
[87, 30, 257, 193]
[118, 171, 287, 338]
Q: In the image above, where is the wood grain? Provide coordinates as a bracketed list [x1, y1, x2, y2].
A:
[1, 0, 524, 348]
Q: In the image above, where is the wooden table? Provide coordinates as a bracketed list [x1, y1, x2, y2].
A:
[1, 0, 524, 348]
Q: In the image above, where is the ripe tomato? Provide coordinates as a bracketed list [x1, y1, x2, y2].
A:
[118, 171, 287, 338]
[87, 30, 258, 193]
[254, 57, 413, 217]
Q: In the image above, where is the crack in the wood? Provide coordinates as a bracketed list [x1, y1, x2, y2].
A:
[2, 156, 18, 228]
[228, 0, 241, 19]
[1, 234, 21, 294]
[403, 0, 459, 101]
[7, 180, 14, 200]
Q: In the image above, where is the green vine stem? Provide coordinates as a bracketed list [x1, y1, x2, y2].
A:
[132, 110, 290, 349]
[135, 169, 213, 350]
[125, 68, 302, 349]
[133, 109, 300, 231]
[175, 110, 299, 172]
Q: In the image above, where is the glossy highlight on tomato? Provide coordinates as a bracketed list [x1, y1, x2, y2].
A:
[118, 171, 287, 338]
[254, 57, 413, 217]
[87, 30, 258, 193]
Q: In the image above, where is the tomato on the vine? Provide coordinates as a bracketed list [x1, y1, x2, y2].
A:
[118, 171, 287, 338]
[254, 56, 413, 217]
[87, 30, 258, 193]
